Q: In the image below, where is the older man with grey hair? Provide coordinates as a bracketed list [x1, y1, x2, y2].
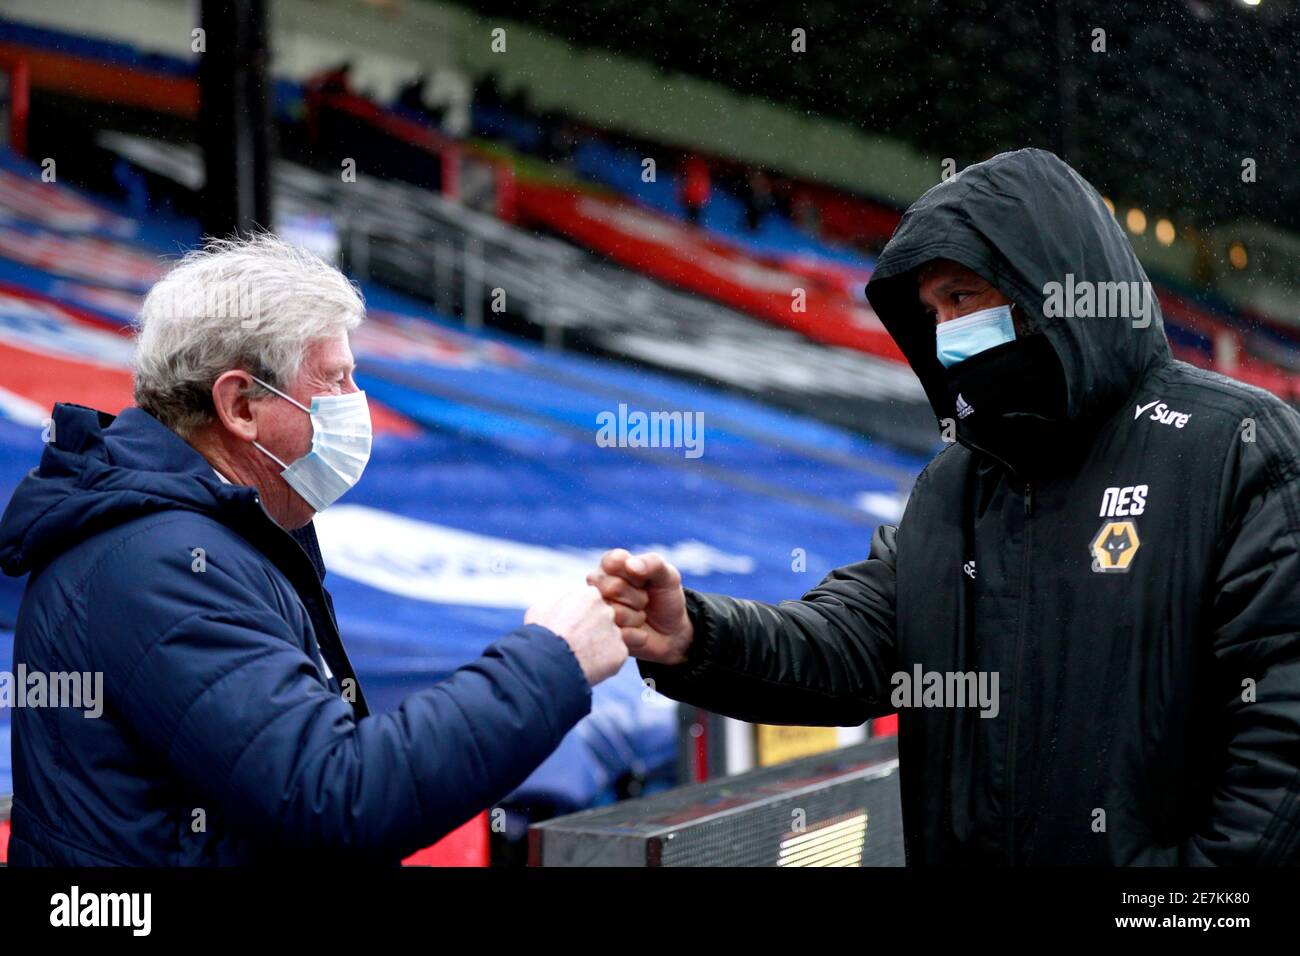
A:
[0, 233, 624, 866]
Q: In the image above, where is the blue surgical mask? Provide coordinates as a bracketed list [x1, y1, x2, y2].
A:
[250, 375, 372, 512]
[935, 304, 1017, 368]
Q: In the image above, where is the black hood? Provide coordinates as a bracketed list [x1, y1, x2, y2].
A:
[866, 148, 1171, 438]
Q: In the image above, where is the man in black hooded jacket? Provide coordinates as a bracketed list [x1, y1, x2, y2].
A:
[588, 149, 1300, 865]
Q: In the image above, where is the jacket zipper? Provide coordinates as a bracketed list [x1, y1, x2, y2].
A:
[952, 434, 1034, 862]
[248, 493, 368, 716]
[1005, 481, 1033, 862]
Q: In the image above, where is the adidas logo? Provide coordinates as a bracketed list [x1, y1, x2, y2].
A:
[955, 393, 974, 419]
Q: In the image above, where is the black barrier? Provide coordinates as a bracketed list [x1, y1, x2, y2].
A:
[529, 736, 903, 867]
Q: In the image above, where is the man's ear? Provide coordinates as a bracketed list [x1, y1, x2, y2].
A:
[211, 370, 260, 442]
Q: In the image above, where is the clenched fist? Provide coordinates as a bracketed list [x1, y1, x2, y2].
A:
[525, 585, 628, 686]
[587, 549, 694, 666]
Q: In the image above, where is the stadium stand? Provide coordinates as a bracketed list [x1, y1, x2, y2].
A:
[0, 144, 926, 861]
[0, 9, 1295, 869]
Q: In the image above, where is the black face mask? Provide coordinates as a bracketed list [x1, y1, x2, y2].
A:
[943, 332, 1080, 482]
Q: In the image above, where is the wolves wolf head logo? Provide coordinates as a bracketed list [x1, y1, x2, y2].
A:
[1090, 520, 1140, 573]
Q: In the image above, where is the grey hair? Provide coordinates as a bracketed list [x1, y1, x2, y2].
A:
[133, 233, 364, 437]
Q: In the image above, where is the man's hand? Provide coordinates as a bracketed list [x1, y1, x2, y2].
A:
[525, 586, 628, 685]
[587, 550, 694, 666]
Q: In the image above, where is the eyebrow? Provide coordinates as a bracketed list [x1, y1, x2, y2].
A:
[919, 276, 982, 310]
[918, 278, 954, 310]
